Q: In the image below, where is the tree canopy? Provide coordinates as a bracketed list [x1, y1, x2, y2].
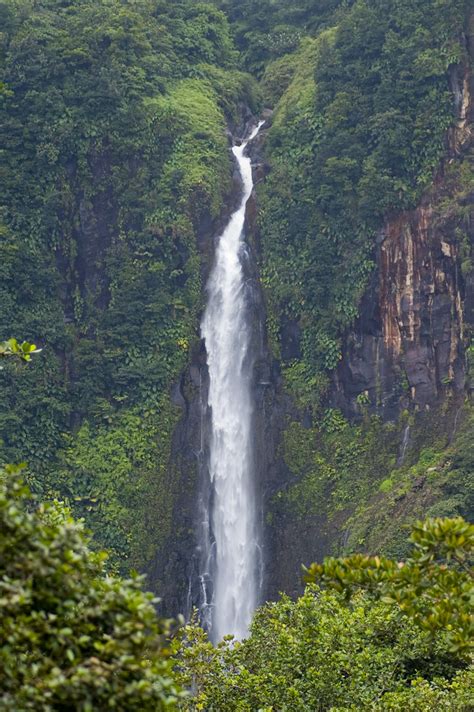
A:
[0, 465, 182, 710]
[174, 517, 474, 710]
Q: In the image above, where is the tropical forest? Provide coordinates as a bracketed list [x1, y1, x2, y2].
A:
[0, 0, 473, 709]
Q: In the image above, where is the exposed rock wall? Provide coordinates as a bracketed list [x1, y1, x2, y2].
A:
[333, 29, 473, 420]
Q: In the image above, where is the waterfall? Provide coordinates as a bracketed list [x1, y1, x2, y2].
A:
[397, 424, 411, 466]
[200, 121, 264, 642]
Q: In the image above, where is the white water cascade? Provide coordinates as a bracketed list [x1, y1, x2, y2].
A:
[200, 121, 264, 642]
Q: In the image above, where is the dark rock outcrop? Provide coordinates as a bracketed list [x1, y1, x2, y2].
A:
[332, 30, 473, 419]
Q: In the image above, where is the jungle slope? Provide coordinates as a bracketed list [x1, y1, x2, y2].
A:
[0, 0, 259, 573]
[251, 0, 474, 596]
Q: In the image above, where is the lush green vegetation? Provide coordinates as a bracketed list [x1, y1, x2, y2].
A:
[2, 459, 472, 710]
[1, 4, 473, 707]
[178, 592, 473, 710]
[217, 0, 347, 76]
[258, 0, 469, 380]
[0, 464, 181, 710]
[175, 518, 473, 710]
[0, 0, 258, 569]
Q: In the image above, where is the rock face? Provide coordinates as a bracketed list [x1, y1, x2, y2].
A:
[332, 34, 473, 420]
[333, 198, 469, 420]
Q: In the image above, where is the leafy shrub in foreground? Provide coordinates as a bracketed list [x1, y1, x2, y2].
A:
[175, 518, 473, 711]
[0, 465, 181, 711]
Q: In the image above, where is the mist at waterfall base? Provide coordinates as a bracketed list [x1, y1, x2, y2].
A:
[199, 122, 264, 643]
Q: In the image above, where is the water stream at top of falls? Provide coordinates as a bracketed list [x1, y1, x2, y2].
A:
[200, 121, 264, 642]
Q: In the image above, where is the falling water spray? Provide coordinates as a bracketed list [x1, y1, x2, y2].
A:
[200, 122, 264, 642]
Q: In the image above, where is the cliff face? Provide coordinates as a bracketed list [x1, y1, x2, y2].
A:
[333, 196, 469, 419]
[258, 21, 474, 600]
[157, 23, 474, 613]
[332, 32, 473, 420]
[151, 121, 288, 616]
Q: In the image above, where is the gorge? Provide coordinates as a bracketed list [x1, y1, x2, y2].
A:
[0, 0, 473, 670]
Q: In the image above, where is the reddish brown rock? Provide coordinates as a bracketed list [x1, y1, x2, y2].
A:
[333, 37, 473, 419]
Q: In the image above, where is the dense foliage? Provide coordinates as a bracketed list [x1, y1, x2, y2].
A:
[175, 518, 473, 710]
[0, 465, 181, 710]
[0, 0, 258, 570]
[306, 516, 474, 653]
[177, 592, 473, 710]
[258, 0, 470, 380]
[1, 2, 473, 690]
[217, 0, 348, 75]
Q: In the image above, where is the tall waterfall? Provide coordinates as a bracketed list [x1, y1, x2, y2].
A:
[200, 122, 264, 642]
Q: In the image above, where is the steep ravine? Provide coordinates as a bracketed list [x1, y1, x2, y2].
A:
[150, 116, 288, 619]
[155, 21, 473, 613]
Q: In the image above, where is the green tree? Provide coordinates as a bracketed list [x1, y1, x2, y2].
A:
[0, 465, 182, 710]
[175, 589, 473, 711]
[305, 516, 474, 654]
[174, 518, 473, 710]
